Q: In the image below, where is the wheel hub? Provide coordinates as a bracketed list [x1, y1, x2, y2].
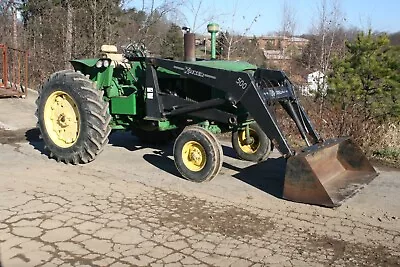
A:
[44, 91, 80, 148]
[57, 114, 69, 127]
[182, 141, 206, 172]
[189, 147, 203, 164]
[238, 129, 260, 154]
[245, 137, 255, 145]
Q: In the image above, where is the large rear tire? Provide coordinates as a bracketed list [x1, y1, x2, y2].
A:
[35, 70, 111, 164]
[232, 122, 272, 162]
[173, 126, 223, 182]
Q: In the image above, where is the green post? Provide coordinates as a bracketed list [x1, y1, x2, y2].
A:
[207, 23, 219, 60]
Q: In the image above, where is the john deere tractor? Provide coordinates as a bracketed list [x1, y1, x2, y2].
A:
[36, 23, 377, 207]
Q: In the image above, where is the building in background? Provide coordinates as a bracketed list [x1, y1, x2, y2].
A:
[301, 70, 327, 96]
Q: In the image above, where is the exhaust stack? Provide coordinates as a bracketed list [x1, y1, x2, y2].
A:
[183, 27, 195, 62]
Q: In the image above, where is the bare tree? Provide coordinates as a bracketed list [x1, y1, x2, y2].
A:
[131, 0, 181, 53]
[311, 0, 345, 114]
[10, 0, 17, 48]
[279, 0, 297, 74]
[0, 0, 19, 47]
[280, 0, 296, 37]
[178, 0, 219, 33]
[0, 1, 11, 43]
[217, 0, 260, 60]
[317, 0, 344, 79]
[64, 0, 73, 68]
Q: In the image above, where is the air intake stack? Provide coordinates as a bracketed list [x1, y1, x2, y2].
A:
[207, 23, 219, 60]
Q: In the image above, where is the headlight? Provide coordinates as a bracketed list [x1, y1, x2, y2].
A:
[96, 60, 103, 68]
[96, 59, 111, 68]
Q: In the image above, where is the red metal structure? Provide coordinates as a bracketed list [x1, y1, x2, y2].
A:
[0, 44, 28, 98]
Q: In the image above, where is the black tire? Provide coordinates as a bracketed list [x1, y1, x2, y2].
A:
[132, 127, 181, 145]
[35, 70, 111, 164]
[232, 122, 272, 162]
[173, 126, 223, 183]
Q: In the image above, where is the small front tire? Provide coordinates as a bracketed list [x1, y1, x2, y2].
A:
[173, 126, 223, 183]
[232, 122, 272, 162]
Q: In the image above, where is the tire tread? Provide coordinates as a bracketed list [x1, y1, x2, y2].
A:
[35, 69, 111, 164]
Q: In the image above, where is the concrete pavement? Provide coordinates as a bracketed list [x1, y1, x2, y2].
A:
[0, 95, 399, 266]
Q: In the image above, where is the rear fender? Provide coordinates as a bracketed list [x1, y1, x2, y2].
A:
[70, 59, 99, 75]
[70, 59, 114, 91]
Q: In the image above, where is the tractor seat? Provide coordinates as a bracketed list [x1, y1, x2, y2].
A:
[100, 45, 124, 62]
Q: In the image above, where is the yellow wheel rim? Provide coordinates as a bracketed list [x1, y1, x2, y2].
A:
[182, 141, 206, 172]
[238, 128, 260, 154]
[43, 91, 80, 148]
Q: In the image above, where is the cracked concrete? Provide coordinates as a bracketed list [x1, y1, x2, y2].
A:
[0, 96, 399, 266]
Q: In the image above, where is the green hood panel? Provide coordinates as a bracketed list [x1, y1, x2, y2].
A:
[156, 60, 257, 77]
[69, 58, 256, 75]
[70, 58, 100, 68]
[189, 60, 257, 72]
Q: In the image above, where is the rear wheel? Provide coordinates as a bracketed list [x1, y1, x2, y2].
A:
[173, 126, 223, 182]
[232, 122, 272, 162]
[36, 70, 111, 164]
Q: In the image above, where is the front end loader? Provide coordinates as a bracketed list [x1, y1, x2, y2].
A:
[35, 24, 378, 207]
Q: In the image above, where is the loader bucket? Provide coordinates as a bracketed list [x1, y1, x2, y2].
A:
[283, 137, 378, 207]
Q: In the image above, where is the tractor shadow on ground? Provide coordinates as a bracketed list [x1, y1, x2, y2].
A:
[142, 142, 242, 181]
[221, 145, 287, 199]
[26, 129, 286, 199]
[26, 128, 168, 157]
[142, 141, 287, 199]
[25, 128, 47, 154]
[223, 158, 287, 199]
[142, 152, 182, 178]
[108, 131, 182, 178]
[220, 144, 238, 159]
[108, 130, 174, 153]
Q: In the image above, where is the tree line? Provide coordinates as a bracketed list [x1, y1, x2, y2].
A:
[0, 0, 185, 85]
[1, 0, 399, 162]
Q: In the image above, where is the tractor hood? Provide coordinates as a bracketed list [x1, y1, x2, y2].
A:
[189, 60, 257, 72]
[69, 58, 257, 78]
[156, 60, 257, 77]
[69, 58, 256, 72]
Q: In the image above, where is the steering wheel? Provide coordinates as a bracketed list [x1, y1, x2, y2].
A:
[123, 42, 147, 59]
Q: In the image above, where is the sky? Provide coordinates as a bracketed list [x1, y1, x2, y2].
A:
[128, 0, 400, 36]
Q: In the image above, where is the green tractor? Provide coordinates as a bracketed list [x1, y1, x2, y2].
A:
[36, 24, 377, 207]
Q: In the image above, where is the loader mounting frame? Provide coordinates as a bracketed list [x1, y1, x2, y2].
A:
[143, 57, 322, 157]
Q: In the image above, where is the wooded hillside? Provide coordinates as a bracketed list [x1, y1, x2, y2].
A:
[1, 0, 399, 165]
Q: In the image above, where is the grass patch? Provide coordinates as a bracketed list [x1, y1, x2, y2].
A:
[373, 148, 400, 160]
[372, 148, 400, 167]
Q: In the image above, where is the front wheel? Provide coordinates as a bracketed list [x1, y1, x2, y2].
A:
[173, 126, 223, 183]
[232, 122, 272, 162]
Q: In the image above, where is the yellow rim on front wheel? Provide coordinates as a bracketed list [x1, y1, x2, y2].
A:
[238, 128, 260, 154]
[182, 141, 207, 172]
[43, 91, 80, 148]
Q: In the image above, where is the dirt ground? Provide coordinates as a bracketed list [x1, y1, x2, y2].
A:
[0, 95, 399, 267]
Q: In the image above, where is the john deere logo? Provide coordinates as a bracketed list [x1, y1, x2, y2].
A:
[173, 65, 216, 79]
[184, 67, 205, 78]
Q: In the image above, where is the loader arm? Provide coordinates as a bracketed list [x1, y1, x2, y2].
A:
[146, 58, 320, 157]
[145, 58, 378, 207]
